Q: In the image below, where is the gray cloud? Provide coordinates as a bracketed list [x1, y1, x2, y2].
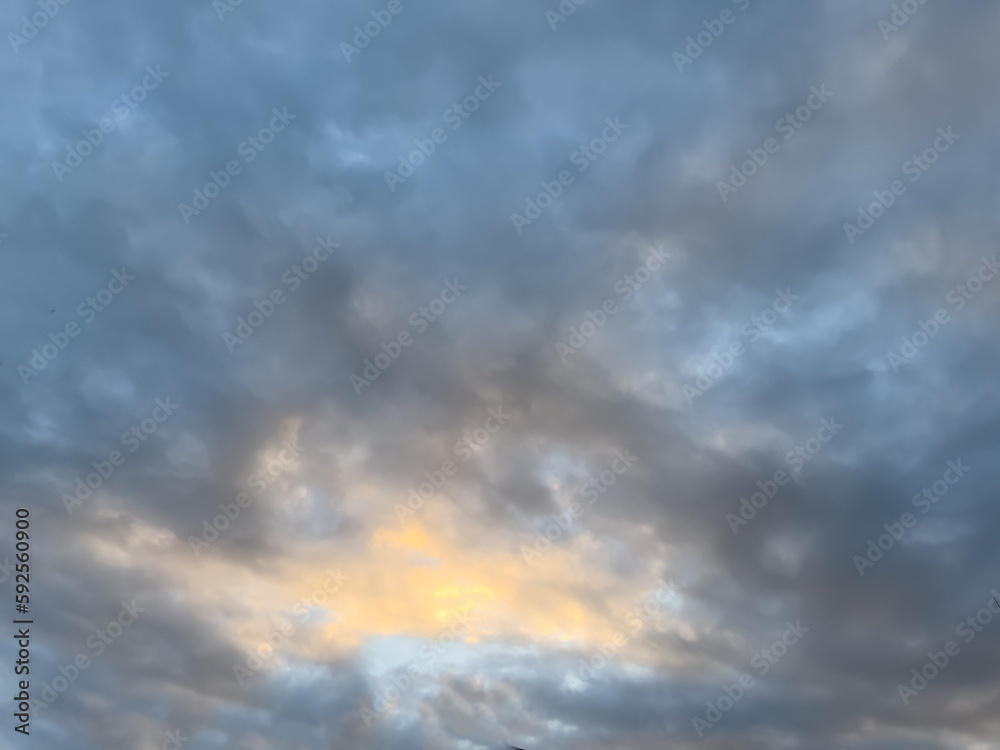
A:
[2, 0, 1000, 748]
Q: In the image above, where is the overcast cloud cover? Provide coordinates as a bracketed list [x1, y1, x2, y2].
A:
[2, 0, 1000, 748]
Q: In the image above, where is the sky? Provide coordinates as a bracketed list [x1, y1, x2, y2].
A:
[2, 0, 1000, 748]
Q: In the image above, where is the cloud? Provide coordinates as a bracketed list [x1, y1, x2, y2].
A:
[3, 0, 1000, 747]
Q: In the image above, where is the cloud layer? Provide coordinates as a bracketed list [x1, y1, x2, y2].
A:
[3, 0, 1000, 748]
